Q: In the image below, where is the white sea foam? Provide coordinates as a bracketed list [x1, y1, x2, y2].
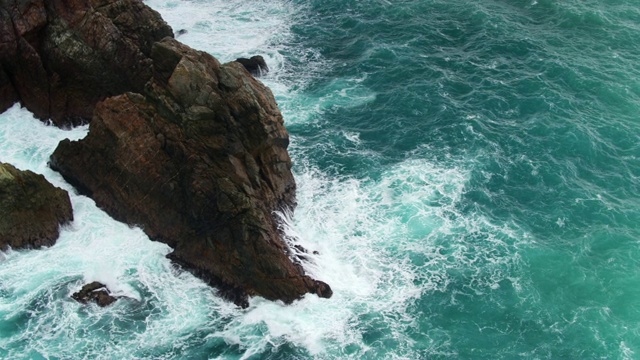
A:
[0, 104, 502, 359]
[0, 105, 227, 358]
[143, 0, 294, 64]
[0, 1, 531, 359]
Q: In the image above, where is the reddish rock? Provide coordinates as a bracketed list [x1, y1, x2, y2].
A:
[0, 162, 73, 250]
[50, 38, 332, 307]
[0, 0, 173, 126]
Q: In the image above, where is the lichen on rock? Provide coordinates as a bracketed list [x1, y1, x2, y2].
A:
[0, 162, 73, 250]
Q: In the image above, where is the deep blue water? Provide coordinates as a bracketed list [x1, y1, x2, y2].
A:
[1, 0, 640, 358]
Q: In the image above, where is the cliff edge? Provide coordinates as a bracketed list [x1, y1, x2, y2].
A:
[0, 0, 331, 306]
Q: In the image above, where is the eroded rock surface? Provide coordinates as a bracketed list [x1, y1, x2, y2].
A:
[0, 162, 73, 250]
[0, 0, 173, 126]
[50, 38, 332, 306]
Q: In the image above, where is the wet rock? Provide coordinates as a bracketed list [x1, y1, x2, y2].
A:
[291, 244, 313, 262]
[0, 162, 73, 250]
[0, 0, 173, 126]
[311, 280, 333, 298]
[71, 282, 118, 307]
[235, 55, 269, 77]
[50, 38, 332, 307]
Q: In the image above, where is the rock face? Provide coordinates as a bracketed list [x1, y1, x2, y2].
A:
[71, 281, 118, 307]
[235, 56, 269, 77]
[0, 0, 173, 126]
[50, 38, 332, 306]
[0, 162, 73, 250]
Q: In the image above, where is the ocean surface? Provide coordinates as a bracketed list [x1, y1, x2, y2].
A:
[1, 0, 640, 358]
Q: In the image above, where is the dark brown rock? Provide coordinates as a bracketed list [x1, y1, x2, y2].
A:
[291, 244, 313, 262]
[0, 0, 173, 126]
[50, 38, 332, 307]
[0, 66, 18, 113]
[0, 162, 73, 250]
[235, 55, 269, 77]
[71, 281, 118, 307]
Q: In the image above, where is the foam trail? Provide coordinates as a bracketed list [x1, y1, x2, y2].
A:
[0, 105, 234, 359]
[1, 1, 530, 359]
[143, 0, 295, 70]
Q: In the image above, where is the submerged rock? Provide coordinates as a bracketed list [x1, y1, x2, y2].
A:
[0, 162, 73, 250]
[50, 38, 332, 307]
[71, 282, 118, 307]
[235, 55, 269, 77]
[0, 0, 173, 126]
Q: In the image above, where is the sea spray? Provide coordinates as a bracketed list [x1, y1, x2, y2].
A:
[1, 0, 639, 358]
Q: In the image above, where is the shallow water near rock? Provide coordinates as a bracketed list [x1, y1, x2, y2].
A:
[1, 0, 640, 358]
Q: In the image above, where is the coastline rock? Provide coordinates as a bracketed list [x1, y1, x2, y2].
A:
[0, 66, 18, 114]
[0, 0, 173, 126]
[71, 282, 118, 307]
[235, 55, 269, 77]
[0, 162, 73, 250]
[50, 38, 331, 306]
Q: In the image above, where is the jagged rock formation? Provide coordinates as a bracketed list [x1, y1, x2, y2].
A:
[71, 281, 118, 307]
[0, 0, 173, 126]
[1, 0, 331, 307]
[0, 162, 73, 250]
[50, 38, 332, 306]
[235, 55, 269, 77]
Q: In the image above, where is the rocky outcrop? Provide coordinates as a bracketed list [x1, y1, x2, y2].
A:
[0, 162, 73, 250]
[0, 0, 330, 307]
[71, 281, 118, 307]
[50, 38, 332, 307]
[235, 56, 269, 77]
[0, 0, 173, 126]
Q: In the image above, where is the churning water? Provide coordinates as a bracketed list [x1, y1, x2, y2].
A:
[2, 0, 640, 358]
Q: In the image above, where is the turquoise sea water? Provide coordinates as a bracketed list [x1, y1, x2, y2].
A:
[1, 0, 640, 358]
